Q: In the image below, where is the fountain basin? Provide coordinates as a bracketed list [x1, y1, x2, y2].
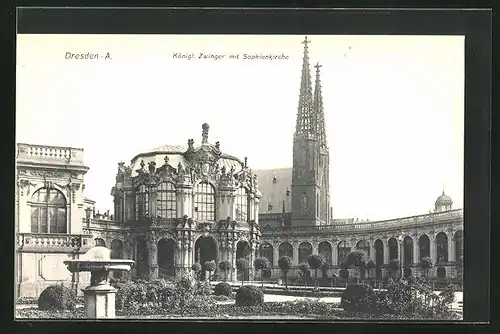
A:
[62, 246, 135, 319]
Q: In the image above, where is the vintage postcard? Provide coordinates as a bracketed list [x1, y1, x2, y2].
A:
[16, 30, 465, 321]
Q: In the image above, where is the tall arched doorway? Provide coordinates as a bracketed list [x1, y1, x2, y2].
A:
[236, 241, 251, 281]
[298, 242, 312, 264]
[436, 232, 448, 263]
[419, 234, 430, 260]
[374, 239, 384, 279]
[194, 236, 217, 280]
[388, 238, 398, 261]
[279, 242, 293, 259]
[403, 236, 413, 267]
[158, 238, 176, 278]
[318, 242, 332, 265]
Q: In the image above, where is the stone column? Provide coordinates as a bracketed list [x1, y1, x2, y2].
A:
[312, 242, 318, 255]
[383, 240, 389, 264]
[249, 242, 256, 281]
[175, 238, 182, 277]
[292, 242, 299, 266]
[332, 245, 338, 266]
[370, 243, 376, 262]
[273, 244, 280, 268]
[430, 237, 437, 264]
[448, 234, 454, 262]
[413, 240, 419, 265]
[148, 236, 158, 279]
[230, 242, 237, 281]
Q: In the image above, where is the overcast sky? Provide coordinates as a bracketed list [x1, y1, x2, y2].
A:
[16, 34, 464, 221]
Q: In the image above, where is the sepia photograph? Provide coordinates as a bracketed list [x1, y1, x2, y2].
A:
[15, 31, 465, 321]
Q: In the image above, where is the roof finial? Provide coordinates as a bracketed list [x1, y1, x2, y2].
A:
[315, 61, 322, 73]
[202, 123, 209, 144]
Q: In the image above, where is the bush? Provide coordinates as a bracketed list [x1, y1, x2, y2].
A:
[214, 282, 233, 297]
[195, 280, 213, 296]
[235, 285, 264, 306]
[340, 283, 376, 314]
[38, 284, 77, 311]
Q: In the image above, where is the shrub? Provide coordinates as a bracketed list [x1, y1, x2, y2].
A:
[340, 283, 376, 314]
[214, 282, 232, 297]
[195, 280, 213, 296]
[235, 285, 264, 306]
[307, 255, 324, 286]
[254, 257, 270, 286]
[218, 260, 231, 281]
[191, 263, 202, 280]
[38, 284, 77, 311]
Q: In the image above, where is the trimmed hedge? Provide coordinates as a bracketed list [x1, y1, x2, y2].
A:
[214, 282, 233, 297]
[235, 285, 264, 306]
[38, 285, 77, 311]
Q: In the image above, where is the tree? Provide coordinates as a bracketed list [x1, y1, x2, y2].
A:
[254, 257, 270, 287]
[420, 256, 434, 278]
[278, 256, 292, 290]
[236, 259, 249, 287]
[345, 251, 369, 280]
[218, 260, 231, 282]
[203, 260, 216, 284]
[388, 259, 400, 278]
[365, 260, 376, 279]
[191, 263, 202, 280]
[298, 263, 310, 287]
[307, 254, 324, 288]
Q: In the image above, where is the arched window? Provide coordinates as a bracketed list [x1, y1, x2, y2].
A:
[388, 238, 398, 261]
[259, 243, 274, 266]
[235, 187, 248, 222]
[337, 240, 351, 265]
[403, 236, 414, 266]
[436, 232, 448, 263]
[135, 185, 149, 220]
[194, 182, 215, 221]
[298, 242, 312, 263]
[156, 182, 177, 219]
[279, 242, 293, 259]
[31, 188, 67, 233]
[419, 234, 431, 260]
[318, 242, 332, 264]
[356, 239, 370, 257]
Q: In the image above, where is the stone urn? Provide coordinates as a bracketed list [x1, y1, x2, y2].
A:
[64, 246, 134, 319]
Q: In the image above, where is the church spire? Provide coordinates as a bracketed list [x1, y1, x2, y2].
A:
[314, 62, 328, 150]
[295, 36, 314, 139]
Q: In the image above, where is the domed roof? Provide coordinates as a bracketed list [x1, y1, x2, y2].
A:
[128, 124, 244, 178]
[435, 191, 453, 205]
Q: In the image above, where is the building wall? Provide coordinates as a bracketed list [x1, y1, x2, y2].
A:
[15, 143, 93, 298]
[259, 209, 463, 280]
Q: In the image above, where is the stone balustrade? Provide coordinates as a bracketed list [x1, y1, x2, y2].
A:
[261, 209, 463, 235]
[17, 143, 85, 165]
[17, 233, 93, 253]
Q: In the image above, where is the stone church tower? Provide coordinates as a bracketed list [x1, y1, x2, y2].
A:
[291, 37, 330, 227]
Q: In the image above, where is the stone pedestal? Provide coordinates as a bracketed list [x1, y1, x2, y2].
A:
[82, 284, 117, 319]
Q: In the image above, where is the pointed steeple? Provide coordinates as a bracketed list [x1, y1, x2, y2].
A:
[295, 36, 314, 139]
[314, 62, 328, 150]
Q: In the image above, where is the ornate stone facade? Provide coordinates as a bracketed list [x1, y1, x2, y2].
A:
[15, 143, 93, 298]
[84, 123, 262, 281]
